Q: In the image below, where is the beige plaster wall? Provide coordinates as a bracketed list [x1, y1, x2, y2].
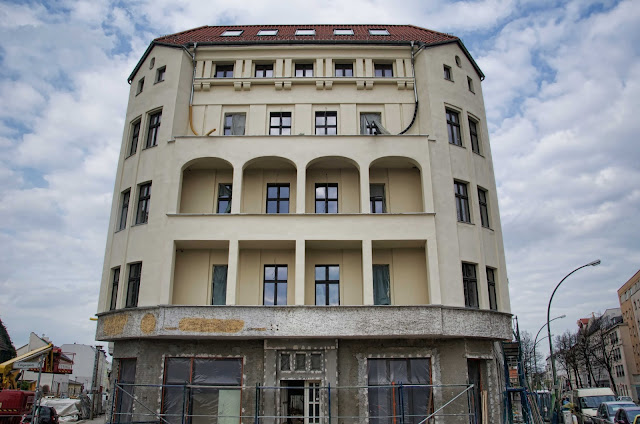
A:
[369, 168, 423, 213]
[180, 169, 233, 213]
[372, 248, 429, 305]
[237, 249, 295, 305]
[305, 249, 363, 305]
[172, 249, 229, 305]
[305, 168, 360, 213]
[242, 169, 297, 213]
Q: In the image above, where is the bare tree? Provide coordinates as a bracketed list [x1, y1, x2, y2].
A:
[585, 316, 618, 395]
[555, 330, 582, 389]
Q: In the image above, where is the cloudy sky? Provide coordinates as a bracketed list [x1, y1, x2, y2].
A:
[0, 0, 638, 361]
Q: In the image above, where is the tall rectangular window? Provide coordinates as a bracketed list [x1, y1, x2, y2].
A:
[478, 187, 490, 228]
[223, 113, 246, 135]
[125, 262, 141, 308]
[446, 109, 462, 146]
[374, 63, 393, 77]
[454, 181, 470, 223]
[266, 183, 289, 213]
[212, 265, 228, 305]
[373, 264, 391, 305]
[217, 184, 232, 214]
[269, 112, 291, 135]
[136, 77, 144, 94]
[255, 64, 274, 78]
[215, 64, 234, 78]
[462, 263, 478, 308]
[487, 267, 497, 311]
[315, 183, 338, 213]
[469, 118, 480, 154]
[315, 265, 339, 305]
[360, 113, 389, 135]
[110, 267, 120, 311]
[295, 63, 313, 77]
[128, 120, 140, 157]
[335, 63, 353, 77]
[264, 265, 287, 305]
[135, 183, 151, 224]
[146, 110, 161, 148]
[370, 184, 386, 213]
[115, 359, 136, 423]
[155, 66, 166, 83]
[118, 189, 130, 231]
[315, 111, 337, 135]
[443, 65, 452, 81]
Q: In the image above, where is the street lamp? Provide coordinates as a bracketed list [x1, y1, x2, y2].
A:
[532, 315, 566, 390]
[547, 259, 601, 423]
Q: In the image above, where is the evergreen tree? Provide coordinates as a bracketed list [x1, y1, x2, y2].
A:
[0, 318, 16, 363]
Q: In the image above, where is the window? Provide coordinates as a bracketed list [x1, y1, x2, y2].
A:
[128, 119, 140, 157]
[118, 189, 130, 231]
[295, 63, 313, 77]
[266, 183, 289, 213]
[469, 118, 480, 154]
[454, 181, 470, 223]
[374, 63, 393, 77]
[221, 30, 243, 36]
[487, 267, 497, 311]
[223, 113, 246, 135]
[215, 64, 234, 78]
[478, 187, 490, 228]
[369, 29, 390, 36]
[110, 267, 120, 311]
[135, 182, 151, 224]
[333, 28, 354, 35]
[455, 55, 462, 67]
[370, 184, 386, 213]
[146, 110, 161, 148]
[295, 29, 315, 36]
[264, 265, 287, 305]
[257, 29, 278, 36]
[315, 183, 338, 213]
[125, 262, 141, 308]
[136, 77, 144, 94]
[162, 358, 242, 424]
[315, 111, 337, 135]
[446, 109, 462, 146]
[462, 263, 478, 308]
[255, 63, 274, 78]
[443, 65, 452, 81]
[155, 66, 166, 83]
[115, 359, 136, 423]
[360, 113, 390, 135]
[211, 265, 228, 305]
[315, 265, 339, 305]
[368, 358, 431, 424]
[467, 76, 474, 93]
[373, 264, 391, 305]
[269, 112, 291, 135]
[217, 184, 232, 213]
[335, 63, 353, 77]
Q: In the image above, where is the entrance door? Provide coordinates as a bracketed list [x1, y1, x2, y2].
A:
[467, 360, 483, 424]
[282, 381, 321, 424]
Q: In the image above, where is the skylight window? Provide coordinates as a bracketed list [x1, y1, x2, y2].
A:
[221, 30, 243, 37]
[257, 29, 278, 36]
[334, 29, 354, 35]
[369, 29, 390, 36]
[296, 29, 316, 36]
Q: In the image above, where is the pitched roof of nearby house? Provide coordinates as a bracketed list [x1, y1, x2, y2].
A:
[129, 24, 484, 82]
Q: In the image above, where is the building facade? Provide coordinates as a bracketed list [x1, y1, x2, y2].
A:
[618, 269, 640, 399]
[95, 25, 512, 423]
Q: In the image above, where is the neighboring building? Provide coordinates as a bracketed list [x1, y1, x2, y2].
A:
[618, 269, 640, 398]
[16, 333, 73, 396]
[95, 24, 512, 423]
[60, 344, 110, 394]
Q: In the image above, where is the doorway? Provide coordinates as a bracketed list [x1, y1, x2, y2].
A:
[281, 380, 321, 424]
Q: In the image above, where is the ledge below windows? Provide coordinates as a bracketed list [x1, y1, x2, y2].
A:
[96, 304, 512, 341]
[193, 77, 415, 92]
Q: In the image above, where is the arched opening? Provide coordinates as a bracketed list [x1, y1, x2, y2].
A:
[179, 157, 234, 213]
[305, 156, 361, 213]
[368, 156, 423, 213]
[242, 157, 297, 213]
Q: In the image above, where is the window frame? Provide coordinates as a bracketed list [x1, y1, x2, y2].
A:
[266, 183, 290, 214]
[118, 189, 130, 231]
[125, 262, 141, 308]
[454, 181, 471, 223]
[110, 267, 120, 311]
[469, 118, 480, 154]
[128, 119, 141, 157]
[255, 63, 274, 78]
[487, 267, 497, 311]
[368, 29, 390, 36]
[136, 77, 144, 95]
[370, 183, 386, 213]
[315, 265, 340, 306]
[374, 63, 393, 77]
[223, 113, 246, 135]
[295, 29, 316, 36]
[264, 264, 288, 305]
[315, 111, 337, 135]
[155, 66, 166, 83]
[462, 262, 479, 309]
[333, 28, 354, 35]
[443, 65, 452, 81]
[446, 109, 462, 146]
[215, 64, 234, 78]
[257, 29, 278, 36]
[467, 76, 475, 93]
[135, 182, 151, 225]
[478, 187, 490, 228]
[315, 183, 338, 213]
[269, 112, 292, 135]
[145, 110, 162, 148]
[334, 63, 354, 77]
[216, 183, 232, 214]
[221, 30, 243, 36]
[295, 63, 314, 77]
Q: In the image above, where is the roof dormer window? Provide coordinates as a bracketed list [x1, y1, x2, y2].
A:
[221, 30, 243, 36]
[295, 29, 316, 36]
[369, 29, 390, 36]
[333, 29, 354, 35]
[257, 29, 278, 36]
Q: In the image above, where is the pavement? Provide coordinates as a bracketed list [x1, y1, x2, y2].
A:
[75, 415, 106, 424]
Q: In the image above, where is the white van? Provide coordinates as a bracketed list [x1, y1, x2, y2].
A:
[572, 387, 616, 424]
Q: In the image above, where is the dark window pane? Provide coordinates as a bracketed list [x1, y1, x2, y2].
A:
[277, 266, 288, 280]
[295, 354, 306, 370]
[279, 200, 289, 213]
[264, 282, 275, 305]
[280, 186, 289, 197]
[280, 353, 290, 371]
[265, 266, 276, 281]
[310, 354, 322, 371]
[315, 267, 325, 281]
[316, 201, 325, 213]
[267, 201, 278, 213]
[327, 186, 338, 199]
[328, 266, 339, 280]
[268, 186, 278, 197]
[276, 283, 287, 305]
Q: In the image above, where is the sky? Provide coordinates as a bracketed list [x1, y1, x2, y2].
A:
[0, 0, 638, 363]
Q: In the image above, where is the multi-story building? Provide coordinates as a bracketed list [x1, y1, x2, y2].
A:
[618, 269, 640, 399]
[95, 24, 512, 423]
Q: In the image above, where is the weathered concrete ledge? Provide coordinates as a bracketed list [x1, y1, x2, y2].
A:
[96, 305, 512, 341]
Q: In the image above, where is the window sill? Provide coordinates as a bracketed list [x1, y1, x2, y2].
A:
[131, 222, 148, 227]
[457, 220, 474, 226]
[449, 142, 465, 149]
[125, 153, 136, 159]
[114, 228, 126, 234]
[142, 144, 158, 151]
[481, 225, 493, 231]
[154, 80, 165, 85]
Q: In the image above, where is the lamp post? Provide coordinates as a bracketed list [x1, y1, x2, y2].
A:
[533, 315, 566, 390]
[548, 259, 601, 423]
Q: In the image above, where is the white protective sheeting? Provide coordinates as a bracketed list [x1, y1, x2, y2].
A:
[39, 398, 82, 421]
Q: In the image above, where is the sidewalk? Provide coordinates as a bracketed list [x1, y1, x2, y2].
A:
[76, 415, 106, 424]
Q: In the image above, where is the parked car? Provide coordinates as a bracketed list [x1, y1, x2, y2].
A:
[593, 401, 636, 423]
[573, 387, 617, 423]
[19, 406, 58, 424]
[613, 406, 640, 424]
[619, 396, 635, 402]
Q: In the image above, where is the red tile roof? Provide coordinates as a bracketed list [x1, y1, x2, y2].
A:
[154, 24, 458, 46]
